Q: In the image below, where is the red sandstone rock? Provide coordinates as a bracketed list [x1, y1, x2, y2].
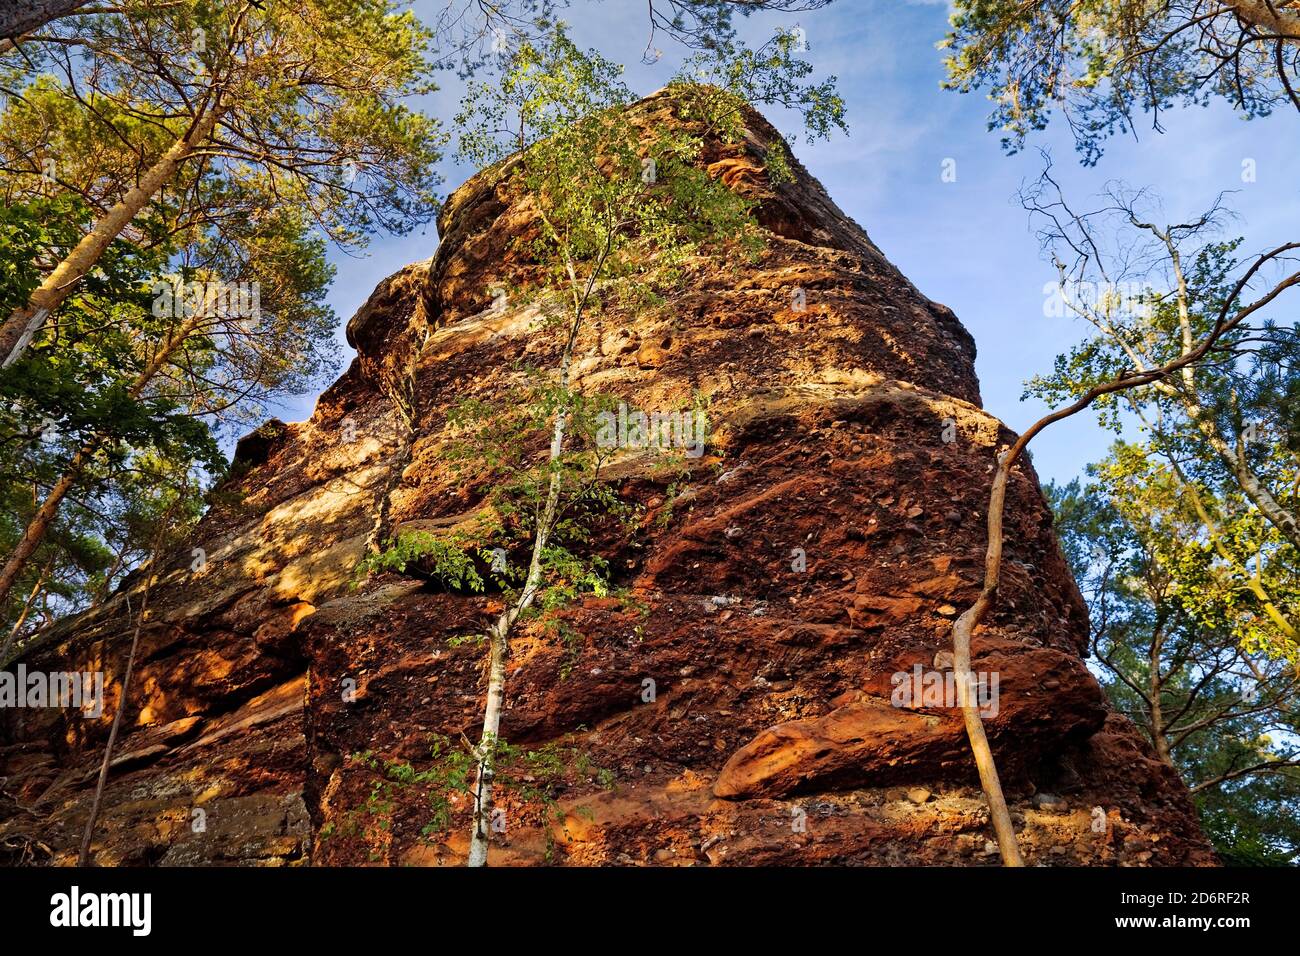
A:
[0, 90, 1216, 867]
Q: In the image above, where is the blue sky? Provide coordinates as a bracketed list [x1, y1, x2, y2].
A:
[288, 0, 1298, 487]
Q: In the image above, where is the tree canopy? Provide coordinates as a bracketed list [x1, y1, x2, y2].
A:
[943, 1, 1300, 163]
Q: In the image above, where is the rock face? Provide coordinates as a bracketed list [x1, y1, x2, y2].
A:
[0, 90, 1216, 867]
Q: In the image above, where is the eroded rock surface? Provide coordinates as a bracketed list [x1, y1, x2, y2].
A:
[0, 90, 1215, 867]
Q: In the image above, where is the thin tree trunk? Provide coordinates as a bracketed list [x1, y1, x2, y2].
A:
[1, 557, 51, 663]
[0, 446, 92, 662]
[952, 452, 1025, 867]
[466, 620, 507, 867]
[1148, 623, 1173, 765]
[464, 235, 610, 866]
[1159, 238, 1300, 554]
[947, 326, 1235, 865]
[1174, 393, 1300, 553]
[466, 365, 571, 866]
[0, 312, 204, 634]
[367, 328, 433, 555]
[1227, 438, 1300, 549]
[77, 514, 170, 866]
[0, 108, 220, 367]
[92, 542, 129, 609]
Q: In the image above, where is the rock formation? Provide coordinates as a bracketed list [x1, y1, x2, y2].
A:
[0, 90, 1216, 866]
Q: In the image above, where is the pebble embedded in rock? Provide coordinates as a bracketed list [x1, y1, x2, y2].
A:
[1032, 792, 1068, 812]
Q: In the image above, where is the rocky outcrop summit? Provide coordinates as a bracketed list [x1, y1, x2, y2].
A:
[0, 90, 1215, 866]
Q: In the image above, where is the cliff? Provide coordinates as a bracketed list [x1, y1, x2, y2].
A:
[0, 90, 1216, 866]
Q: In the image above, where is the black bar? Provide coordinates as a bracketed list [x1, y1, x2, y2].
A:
[0, 865, 1290, 943]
